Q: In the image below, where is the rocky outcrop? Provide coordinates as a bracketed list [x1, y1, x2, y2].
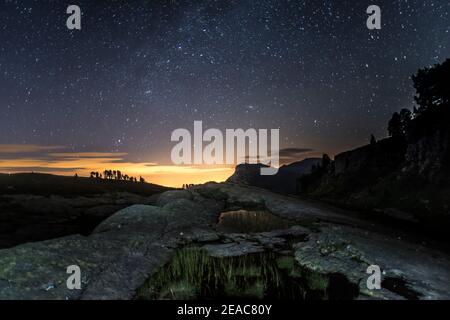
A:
[1, 183, 449, 300]
[403, 130, 450, 179]
[0, 192, 158, 249]
[155, 189, 193, 207]
[0, 189, 223, 300]
[334, 138, 405, 176]
[0, 173, 172, 249]
[299, 133, 450, 229]
[294, 223, 450, 300]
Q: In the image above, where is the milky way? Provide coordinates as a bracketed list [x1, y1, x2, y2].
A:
[0, 0, 449, 165]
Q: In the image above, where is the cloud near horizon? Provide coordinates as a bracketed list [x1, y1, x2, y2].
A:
[244, 147, 318, 164]
[48, 152, 130, 158]
[278, 148, 318, 162]
[0, 144, 65, 154]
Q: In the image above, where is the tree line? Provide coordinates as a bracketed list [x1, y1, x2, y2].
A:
[89, 170, 145, 183]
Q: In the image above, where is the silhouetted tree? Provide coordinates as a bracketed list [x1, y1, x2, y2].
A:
[413, 59, 450, 114]
[95, 169, 149, 183]
[389, 108, 412, 138]
[322, 154, 331, 169]
[399, 109, 412, 132]
[103, 170, 110, 180]
[388, 112, 402, 137]
[370, 134, 377, 145]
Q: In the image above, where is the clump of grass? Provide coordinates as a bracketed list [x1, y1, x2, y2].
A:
[218, 210, 291, 233]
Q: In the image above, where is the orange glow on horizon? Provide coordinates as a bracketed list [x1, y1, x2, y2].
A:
[0, 156, 234, 187]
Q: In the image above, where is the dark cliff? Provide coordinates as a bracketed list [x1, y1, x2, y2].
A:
[298, 60, 450, 232]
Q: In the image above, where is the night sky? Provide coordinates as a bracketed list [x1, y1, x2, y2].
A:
[0, 0, 449, 186]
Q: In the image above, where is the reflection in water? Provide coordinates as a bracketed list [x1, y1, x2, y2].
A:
[136, 247, 358, 300]
[135, 247, 332, 300]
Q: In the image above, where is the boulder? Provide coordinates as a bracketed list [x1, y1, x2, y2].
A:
[156, 190, 192, 207]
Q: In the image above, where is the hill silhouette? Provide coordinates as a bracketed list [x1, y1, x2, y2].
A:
[227, 158, 321, 194]
[0, 172, 170, 197]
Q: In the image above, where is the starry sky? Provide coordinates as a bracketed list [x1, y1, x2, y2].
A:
[0, 0, 449, 186]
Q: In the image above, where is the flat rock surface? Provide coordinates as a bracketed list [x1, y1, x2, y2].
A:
[0, 183, 449, 299]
